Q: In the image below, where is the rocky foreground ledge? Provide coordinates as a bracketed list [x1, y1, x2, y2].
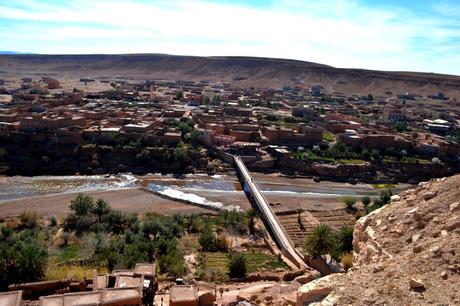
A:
[298, 174, 460, 306]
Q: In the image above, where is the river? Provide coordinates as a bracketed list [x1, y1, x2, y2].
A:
[0, 172, 409, 211]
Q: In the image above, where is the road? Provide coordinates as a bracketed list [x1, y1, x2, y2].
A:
[234, 156, 307, 269]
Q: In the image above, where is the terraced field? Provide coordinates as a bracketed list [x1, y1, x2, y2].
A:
[277, 209, 356, 247]
[199, 251, 287, 274]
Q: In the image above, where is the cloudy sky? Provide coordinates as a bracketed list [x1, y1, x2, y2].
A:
[0, 0, 459, 75]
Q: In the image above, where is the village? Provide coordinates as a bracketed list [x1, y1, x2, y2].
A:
[0, 76, 459, 183]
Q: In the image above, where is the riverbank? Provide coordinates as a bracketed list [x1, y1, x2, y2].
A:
[0, 188, 217, 218]
[0, 172, 410, 219]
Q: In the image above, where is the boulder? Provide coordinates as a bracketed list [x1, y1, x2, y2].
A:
[409, 278, 426, 290]
[294, 273, 317, 284]
[423, 191, 437, 201]
[297, 274, 337, 305]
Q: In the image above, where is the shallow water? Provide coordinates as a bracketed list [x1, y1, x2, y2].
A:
[0, 174, 138, 201]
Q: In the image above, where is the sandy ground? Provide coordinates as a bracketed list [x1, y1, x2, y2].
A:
[0, 188, 216, 218]
[199, 190, 345, 213]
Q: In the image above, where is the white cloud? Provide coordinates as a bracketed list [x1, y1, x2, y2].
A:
[0, 0, 458, 75]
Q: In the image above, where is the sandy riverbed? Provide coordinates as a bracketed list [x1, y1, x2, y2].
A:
[0, 188, 217, 218]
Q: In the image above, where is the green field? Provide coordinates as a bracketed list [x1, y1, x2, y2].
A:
[200, 251, 287, 274]
[322, 130, 336, 142]
[372, 183, 398, 189]
[338, 159, 367, 165]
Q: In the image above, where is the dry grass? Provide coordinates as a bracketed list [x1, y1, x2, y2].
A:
[19, 210, 40, 228]
[341, 253, 353, 272]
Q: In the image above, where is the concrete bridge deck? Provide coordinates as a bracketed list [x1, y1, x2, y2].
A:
[234, 156, 308, 269]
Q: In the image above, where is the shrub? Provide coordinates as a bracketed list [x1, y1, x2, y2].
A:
[63, 213, 93, 235]
[158, 240, 185, 278]
[70, 194, 94, 216]
[304, 224, 337, 258]
[19, 210, 40, 229]
[102, 210, 126, 235]
[366, 202, 381, 214]
[199, 221, 217, 252]
[342, 197, 356, 210]
[380, 189, 393, 205]
[245, 209, 260, 235]
[92, 199, 111, 220]
[341, 253, 353, 271]
[228, 253, 247, 278]
[0, 230, 48, 289]
[361, 196, 371, 207]
[122, 242, 149, 269]
[216, 233, 230, 252]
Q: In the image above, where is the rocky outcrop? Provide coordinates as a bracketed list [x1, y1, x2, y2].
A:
[297, 174, 460, 305]
[296, 274, 339, 305]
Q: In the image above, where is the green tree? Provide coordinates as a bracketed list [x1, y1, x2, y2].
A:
[361, 148, 370, 160]
[178, 121, 193, 137]
[158, 239, 185, 277]
[189, 130, 201, 146]
[173, 143, 189, 164]
[136, 149, 150, 163]
[391, 121, 408, 132]
[304, 224, 337, 258]
[102, 210, 126, 235]
[70, 193, 94, 216]
[228, 253, 247, 278]
[370, 149, 381, 160]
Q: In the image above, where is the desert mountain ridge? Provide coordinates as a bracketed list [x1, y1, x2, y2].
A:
[1, 53, 460, 99]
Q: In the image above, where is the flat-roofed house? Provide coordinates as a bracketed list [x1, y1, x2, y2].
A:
[169, 285, 198, 306]
[0, 291, 22, 306]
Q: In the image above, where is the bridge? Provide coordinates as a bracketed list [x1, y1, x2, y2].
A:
[234, 156, 308, 269]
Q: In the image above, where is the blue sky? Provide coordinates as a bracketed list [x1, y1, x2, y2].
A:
[0, 0, 459, 75]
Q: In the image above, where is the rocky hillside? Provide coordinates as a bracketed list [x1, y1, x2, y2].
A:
[298, 174, 460, 305]
[1, 54, 460, 98]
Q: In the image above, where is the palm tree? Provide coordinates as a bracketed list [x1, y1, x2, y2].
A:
[336, 225, 354, 254]
[92, 198, 111, 221]
[304, 224, 336, 259]
[245, 208, 260, 235]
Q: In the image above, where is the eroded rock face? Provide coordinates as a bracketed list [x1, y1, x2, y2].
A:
[297, 175, 460, 306]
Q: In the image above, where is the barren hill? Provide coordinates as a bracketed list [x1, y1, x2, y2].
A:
[1, 54, 460, 98]
[297, 174, 460, 305]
